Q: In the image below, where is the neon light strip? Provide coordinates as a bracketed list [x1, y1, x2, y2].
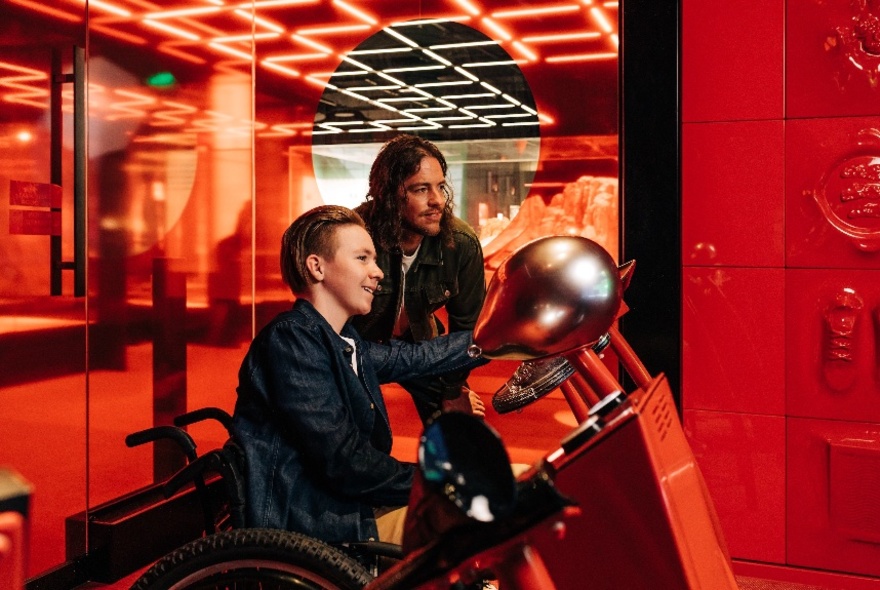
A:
[84, 0, 131, 17]
[492, 5, 580, 19]
[383, 27, 419, 49]
[461, 104, 515, 110]
[146, 6, 221, 19]
[349, 48, 412, 55]
[262, 61, 301, 77]
[522, 31, 601, 43]
[433, 41, 498, 52]
[209, 43, 253, 61]
[589, 7, 615, 33]
[333, 0, 378, 25]
[7, 0, 80, 22]
[232, 9, 286, 33]
[545, 52, 617, 62]
[143, 19, 200, 41]
[402, 107, 454, 113]
[296, 24, 372, 36]
[450, 0, 480, 17]
[422, 49, 452, 66]
[291, 34, 334, 53]
[481, 17, 511, 41]
[392, 16, 471, 26]
[511, 41, 538, 62]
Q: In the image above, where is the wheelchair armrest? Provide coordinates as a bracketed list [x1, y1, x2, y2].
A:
[174, 407, 234, 434]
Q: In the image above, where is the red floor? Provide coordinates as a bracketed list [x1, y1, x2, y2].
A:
[9, 344, 880, 589]
[2, 342, 572, 585]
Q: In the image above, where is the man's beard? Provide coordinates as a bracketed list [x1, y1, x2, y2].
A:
[402, 209, 443, 237]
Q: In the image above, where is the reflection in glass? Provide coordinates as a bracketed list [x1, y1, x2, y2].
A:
[0, 24, 88, 577]
[307, 15, 618, 266]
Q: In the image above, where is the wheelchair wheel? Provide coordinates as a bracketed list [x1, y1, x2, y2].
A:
[130, 528, 374, 590]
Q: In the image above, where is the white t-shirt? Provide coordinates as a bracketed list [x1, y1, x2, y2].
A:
[392, 244, 421, 338]
[341, 335, 358, 375]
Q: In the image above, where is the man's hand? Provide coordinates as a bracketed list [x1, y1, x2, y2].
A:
[441, 387, 485, 417]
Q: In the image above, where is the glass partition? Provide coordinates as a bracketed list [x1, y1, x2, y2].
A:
[0, 7, 88, 574]
[84, 20, 255, 508]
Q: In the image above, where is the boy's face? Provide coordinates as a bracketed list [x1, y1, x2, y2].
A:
[320, 224, 384, 317]
[400, 156, 447, 238]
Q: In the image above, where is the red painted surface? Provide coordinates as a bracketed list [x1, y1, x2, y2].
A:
[786, 269, 880, 423]
[683, 409, 785, 563]
[527, 375, 737, 590]
[681, 120, 785, 268]
[683, 0, 880, 585]
[786, 0, 880, 119]
[682, 267, 785, 415]
[681, 0, 784, 123]
[785, 117, 880, 269]
[0, 512, 26, 590]
[788, 418, 880, 577]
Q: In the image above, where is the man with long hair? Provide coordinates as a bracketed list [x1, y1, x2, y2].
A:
[352, 134, 486, 423]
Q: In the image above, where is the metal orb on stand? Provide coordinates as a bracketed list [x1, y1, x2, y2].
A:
[472, 236, 622, 360]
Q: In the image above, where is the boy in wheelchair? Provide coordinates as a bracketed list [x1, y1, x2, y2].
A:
[231, 205, 486, 547]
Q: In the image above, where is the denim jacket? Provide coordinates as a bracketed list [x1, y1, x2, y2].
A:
[231, 299, 486, 543]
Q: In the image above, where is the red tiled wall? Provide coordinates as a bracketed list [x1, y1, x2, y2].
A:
[682, 0, 880, 578]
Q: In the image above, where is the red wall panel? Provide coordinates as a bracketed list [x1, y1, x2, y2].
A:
[786, 0, 880, 119]
[682, 120, 784, 268]
[682, 267, 785, 415]
[788, 418, 880, 577]
[683, 0, 880, 583]
[785, 268, 880, 423]
[681, 0, 784, 123]
[684, 409, 785, 564]
[785, 117, 880, 269]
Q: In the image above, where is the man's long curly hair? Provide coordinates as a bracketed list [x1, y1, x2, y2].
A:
[359, 134, 455, 252]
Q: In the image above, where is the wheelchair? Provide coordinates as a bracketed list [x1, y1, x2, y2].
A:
[125, 407, 404, 590]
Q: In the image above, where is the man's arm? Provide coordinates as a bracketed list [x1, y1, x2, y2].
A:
[444, 229, 487, 332]
[436, 229, 487, 406]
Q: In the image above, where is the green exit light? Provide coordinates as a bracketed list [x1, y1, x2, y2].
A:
[147, 72, 176, 87]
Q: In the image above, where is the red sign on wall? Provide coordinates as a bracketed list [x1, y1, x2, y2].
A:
[9, 180, 61, 208]
[9, 210, 61, 236]
[8, 180, 62, 235]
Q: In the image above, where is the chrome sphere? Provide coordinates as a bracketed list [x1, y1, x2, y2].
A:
[473, 236, 622, 359]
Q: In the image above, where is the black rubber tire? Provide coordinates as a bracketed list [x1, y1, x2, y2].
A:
[130, 528, 374, 590]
